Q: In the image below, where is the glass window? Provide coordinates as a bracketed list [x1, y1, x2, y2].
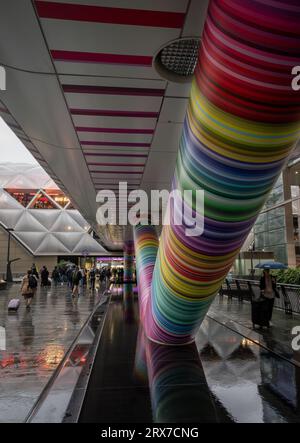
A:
[268, 228, 286, 246]
[29, 192, 58, 209]
[45, 190, 70, 208]
[5, 188, 37, 207]
[273, 245, 287, 264]
[267, 214, 285, 231]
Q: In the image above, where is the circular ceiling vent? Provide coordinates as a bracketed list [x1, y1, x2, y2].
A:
[154, 38, 201, 83]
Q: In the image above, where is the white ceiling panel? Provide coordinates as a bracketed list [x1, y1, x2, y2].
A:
[141, 151, 177, 184]
[182, 0, 209, 37]
[140, 181, 173, 193]
[166, 82, 193, 98]
[0, 0, 201, 249]
[40, 21, 181, 56]
[1, 68, 80, 149]
[0, 0, 55, 73]
[55, 62, 163, 79]
[91, 172, 142, 180]
[64, 93, 163, 112]
[72, 115, 157, 129]
[58, 75, 166, 89]
[86, 156, 147, 165]
[150, 123, 183, 152]
[83, 147, 150, 154]
[159, 98, 189, 123]
[88, 167, 144, 174]
[77, 132, 153, 143]
[85, 154, 147, 163]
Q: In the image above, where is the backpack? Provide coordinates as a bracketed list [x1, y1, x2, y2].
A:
[28, 275, 37, 289]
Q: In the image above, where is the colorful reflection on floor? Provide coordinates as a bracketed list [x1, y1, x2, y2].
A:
[2, 282, 300, 423]
[130, 291, 300, 422]
[79, 284, 300, 423]
[0, 282, 102, 423]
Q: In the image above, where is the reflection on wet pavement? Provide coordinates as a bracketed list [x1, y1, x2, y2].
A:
[209, 296, 300, 367]
[135, 329, 225, 423]
[78, 285, 300, 423]
[2, 282, 300, 423]
[0, 282, 102, 423]
[196, 318, 300, 423]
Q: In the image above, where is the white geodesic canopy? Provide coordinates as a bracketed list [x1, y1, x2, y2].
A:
[0, 163, 108, 256]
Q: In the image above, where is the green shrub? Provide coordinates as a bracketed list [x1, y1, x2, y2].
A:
[272, 268, 300, 285]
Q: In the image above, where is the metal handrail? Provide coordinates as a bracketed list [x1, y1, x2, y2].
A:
[24, 292, 110, 423]
[220, 278, 300, 315]
[226, 277, 300, 290]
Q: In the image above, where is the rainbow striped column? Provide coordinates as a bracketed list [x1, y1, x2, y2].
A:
[148, 0, 300, 345]
[134, 224, 159, 336]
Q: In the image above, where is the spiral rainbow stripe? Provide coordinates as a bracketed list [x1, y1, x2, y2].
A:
[135, 0, 300, 345]
[134, 328, 216, 422]
[134, 224, 159, 332]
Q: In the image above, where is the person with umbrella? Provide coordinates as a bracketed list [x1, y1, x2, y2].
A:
[257, 263, 285, 327]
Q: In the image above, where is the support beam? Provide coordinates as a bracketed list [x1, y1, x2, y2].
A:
[123, 241, 135, 283]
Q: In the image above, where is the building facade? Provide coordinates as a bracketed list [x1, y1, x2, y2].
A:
[252, 163, 300, 267]
[0, 163, 107, 276]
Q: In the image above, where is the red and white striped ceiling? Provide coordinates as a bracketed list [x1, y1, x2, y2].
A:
[0, 0, 209, 248]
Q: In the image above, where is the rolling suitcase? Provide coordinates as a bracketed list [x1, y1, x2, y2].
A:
[8, 299, 20, 312]
[251, 298, 269, 328]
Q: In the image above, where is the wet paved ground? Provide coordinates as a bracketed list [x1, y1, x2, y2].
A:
[209, 296, 300, 367]
[1, 284, 300, 423]
[79, 290, 300, 423]
[0, 282, 102, 423]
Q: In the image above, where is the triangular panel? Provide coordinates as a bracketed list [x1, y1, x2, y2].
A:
[67, 210, 88, 229]
[16, 231, 47, 254]
[35, 234, 70, 254]
[14, 211, 48, 232]
[29, 209, 61, 230]
[50, 212, 83, 233]
[0, 209, 24, 229]
[52, 232, 83, 251]
[5, 175, 36, 189]
[72, 234, 107, 254]
[0, 189, 24, 209]
[29, 192, 59, 209]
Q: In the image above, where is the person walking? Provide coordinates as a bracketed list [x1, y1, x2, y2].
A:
[72, 266, 82, 297]
[89, 267, 96, 291]
[51, 266, 60, 287]
[40, 266, 49, 287]
[100, 268, 105, 286]
[21, 270, 36, 309]
[31, 263, 39, 280]
[259, 269, 279, 327]
[66, 266, 73, 288]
